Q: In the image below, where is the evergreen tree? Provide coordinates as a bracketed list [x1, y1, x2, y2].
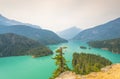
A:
[88, 38, 120, 54]
[72, 53, 112, 75]
[50, 47, 69, 79]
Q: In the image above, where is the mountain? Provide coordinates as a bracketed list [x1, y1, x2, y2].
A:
[73, 18, 120, 41]
[88, 38, 120, 54]
[0, 33, 53, 57]
[0, 25, 67, 44]
[0, 14, 67, 45]
[0, 14, 41, 29]
[57, 26, 81, 40]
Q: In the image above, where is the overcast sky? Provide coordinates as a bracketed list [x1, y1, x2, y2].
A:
[0, 0, 120, 32]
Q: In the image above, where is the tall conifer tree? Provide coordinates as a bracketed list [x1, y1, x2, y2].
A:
[50, 47, 69, 79]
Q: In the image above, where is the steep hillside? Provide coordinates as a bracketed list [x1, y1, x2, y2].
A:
[58, 26, 81, 40]
[73, 18, 120, 41]
[0, 33, 53, 57]
[88, 38, 120, 54]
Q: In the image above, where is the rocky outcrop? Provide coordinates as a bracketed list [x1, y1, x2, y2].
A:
[56, 64, 120, 79]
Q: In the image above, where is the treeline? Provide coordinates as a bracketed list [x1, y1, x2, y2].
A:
[88, 38, 120, 54]
[72, 53, 112, 75]
[27, 46, 53, 57]
[0, 33, 53, 57]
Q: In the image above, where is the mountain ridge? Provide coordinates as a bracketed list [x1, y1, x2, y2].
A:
[0, 14, 41, 29]
[73, 17, 120, 41]
[0, 14, 67, 45]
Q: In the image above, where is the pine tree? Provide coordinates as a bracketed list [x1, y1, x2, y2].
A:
[50, 47, 69, 79]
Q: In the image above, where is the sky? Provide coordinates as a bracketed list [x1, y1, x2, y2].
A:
[0, 0, 120, 32]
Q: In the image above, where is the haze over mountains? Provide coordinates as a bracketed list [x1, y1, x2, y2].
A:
[0, 14, 67, 45]
[1, 14, 120, 43]
[57, 26, 81, 40]
[73, 17, 120, 41]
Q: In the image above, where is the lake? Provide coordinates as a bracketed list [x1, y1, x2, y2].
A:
[0, 41, 120, 79]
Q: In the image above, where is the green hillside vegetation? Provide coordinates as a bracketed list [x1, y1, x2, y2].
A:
[0, 33, 53, 57]
[88, 38, 120, 54]
[72, 53, 112, 75]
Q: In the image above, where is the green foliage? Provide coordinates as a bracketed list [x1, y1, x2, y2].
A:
[0, 33, 53, 57]
[27, 46, 53, 57]
[72, 53, 112, 75]
[50, 47, 69, 79]
[88, 38, 120, 54]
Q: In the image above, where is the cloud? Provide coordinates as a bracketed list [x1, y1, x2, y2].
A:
[0, 0, 120, 32]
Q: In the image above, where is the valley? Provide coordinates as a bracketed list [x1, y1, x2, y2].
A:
[0, 13, 120, 79]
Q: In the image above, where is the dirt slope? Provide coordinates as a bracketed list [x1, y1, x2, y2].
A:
[56, 64, 120, 79]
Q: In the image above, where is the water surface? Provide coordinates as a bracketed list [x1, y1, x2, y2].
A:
[0, 41, 120, 79]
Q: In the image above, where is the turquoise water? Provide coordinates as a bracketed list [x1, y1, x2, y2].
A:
[0, 41, 120, 79]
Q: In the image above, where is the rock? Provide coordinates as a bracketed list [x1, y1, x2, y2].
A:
[56, 71, 77, 79]
[56, 64, 120, 79]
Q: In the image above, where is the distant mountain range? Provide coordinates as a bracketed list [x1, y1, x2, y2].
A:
[57, 26, 81, 40]
[73, 17, 120, 41]
[0, 14, 41, 29]
[0, 14, 67, 45]
[0, 33, 53, 57]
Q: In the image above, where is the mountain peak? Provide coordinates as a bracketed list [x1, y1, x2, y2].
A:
[66, 26, 80, 30]
[0, 14, 41, 29]
[0, 14, 8, 21]
[57, 26, 81, 40]
[0, 14, 2, 17]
